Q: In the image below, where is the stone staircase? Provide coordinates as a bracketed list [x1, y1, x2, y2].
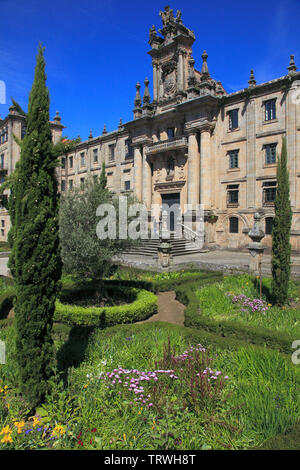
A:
[123, 233, 204, 259]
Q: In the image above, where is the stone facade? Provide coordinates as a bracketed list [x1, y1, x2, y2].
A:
[1, 6, 300, 252]
[0, 106, 64, 241]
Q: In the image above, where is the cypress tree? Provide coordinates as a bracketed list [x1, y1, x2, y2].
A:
[12, 44, 62, 408]
[271, 136, 292, 306]
[99, 161, 108, 190]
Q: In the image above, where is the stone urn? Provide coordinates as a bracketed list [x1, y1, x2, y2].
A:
[247, 212, 266, 274]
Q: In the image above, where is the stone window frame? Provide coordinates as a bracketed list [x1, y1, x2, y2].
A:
[93, 148, 99, 163]
[265, 216, 274, 235]
[228, 149, 239, 169]
[108, 144, 115, 162]
[227, 108, 239, 131]
[229, 216, 239, 234]
[80, 152, 86, 167]
[167, 127, 175, 139]
[262, 180, 277, 206]
[263, 98, 277, 122]
[125, 139, 133, 159]
[227, 184, 239, 207]
[264, 142, 277, 165]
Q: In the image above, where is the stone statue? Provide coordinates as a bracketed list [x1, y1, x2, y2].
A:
[159, 6, 174, 26]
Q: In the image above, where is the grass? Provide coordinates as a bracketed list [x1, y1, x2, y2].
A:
[1, 320, 300, 450]
[1, 268, 300, 450]
[195, 274, 300, 339]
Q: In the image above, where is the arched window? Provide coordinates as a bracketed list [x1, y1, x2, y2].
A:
[265, 217, 274, 235]
[229, 217, 239, 233]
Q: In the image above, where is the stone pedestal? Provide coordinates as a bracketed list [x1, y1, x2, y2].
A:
[158, 241, 172, 268]
[247, 212, 266, 276]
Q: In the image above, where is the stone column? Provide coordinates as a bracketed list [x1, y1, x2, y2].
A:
[200, 126, 211, 210]
[246, 98, 256, 209]
[133, 145, 143, 201]
[177, 50, 184, 92]
[287, 81, 298, 208]
[152, 61, 158, 102]
[142, 154, 152, 210]
[187, 131, 200, 207]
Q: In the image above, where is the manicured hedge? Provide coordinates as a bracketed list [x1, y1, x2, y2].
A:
[54, 287, 158, 327]
[175, 280, 294, 354]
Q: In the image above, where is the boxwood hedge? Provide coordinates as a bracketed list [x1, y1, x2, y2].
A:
[54, 287, 157, 327]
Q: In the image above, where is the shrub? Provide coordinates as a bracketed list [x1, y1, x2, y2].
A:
[54, 287, 157, 327]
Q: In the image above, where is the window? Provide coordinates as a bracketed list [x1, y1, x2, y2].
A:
[265, 217, 274, 235]
[21, 125, 26, 140]
[109, 144, 115, 161]
[265, 99, 276, 121]
[0, 175, 5, 185]
[124, 180, 131, 191]
[125, 139, 133, 159]
[69, 180, 73, 190]
[1, 220, 4, 227]
[61, 157, 66, 169]
[0, 127, 8, 144]
[229, 217, 239, 233]
[227, 184, 239, 206]
[167, 128, 175, 139]
[228, 109, 239, 130]
[229, 150, 239, 169]
[0, 154, 4, 169]
[265, 143, 277, 165]
[80, 177, 85, 187]
[69, 156, 73, 169]
[263, 181, 277, 205]
[80, 152, 85, 167]
[93, 148, 98, 163]
[61, 180, 66, 191]
[1, 229, 4, 237]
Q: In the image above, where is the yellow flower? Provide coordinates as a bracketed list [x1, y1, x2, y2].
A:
[29, 416, 40, 428]
[0, 426, 12, 435]
[123, 433, 126, 441]
[1, 434, 13, 444]
[83, 384, 88, 389]
[268, 304, 272, 307]
[53, 424, 65, 436]
[14, 421, 25, 434]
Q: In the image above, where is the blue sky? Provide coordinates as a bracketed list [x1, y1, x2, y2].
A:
[0, 0, 300, 140]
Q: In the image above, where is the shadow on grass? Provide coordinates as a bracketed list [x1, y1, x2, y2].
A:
[253, 277, 273, 303]
[56, 325, 97, 382]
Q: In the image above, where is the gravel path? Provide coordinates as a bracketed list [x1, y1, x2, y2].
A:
[137, 291, 185, 326]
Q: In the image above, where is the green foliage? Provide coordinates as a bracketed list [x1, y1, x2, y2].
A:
[8, 44, 62, 408]
[175, 276, 298, 354]
[59, 176, 138, 281]
[99, 161, 108, 191]
[271, 137, 293, 306]
[54, 287, 157, 327]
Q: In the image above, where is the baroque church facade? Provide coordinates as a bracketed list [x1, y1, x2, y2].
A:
[1, 6, 300, 252]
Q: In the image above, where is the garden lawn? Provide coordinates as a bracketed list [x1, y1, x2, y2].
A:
[195, 274, 300, 339]
[1, 321, 300, 450]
